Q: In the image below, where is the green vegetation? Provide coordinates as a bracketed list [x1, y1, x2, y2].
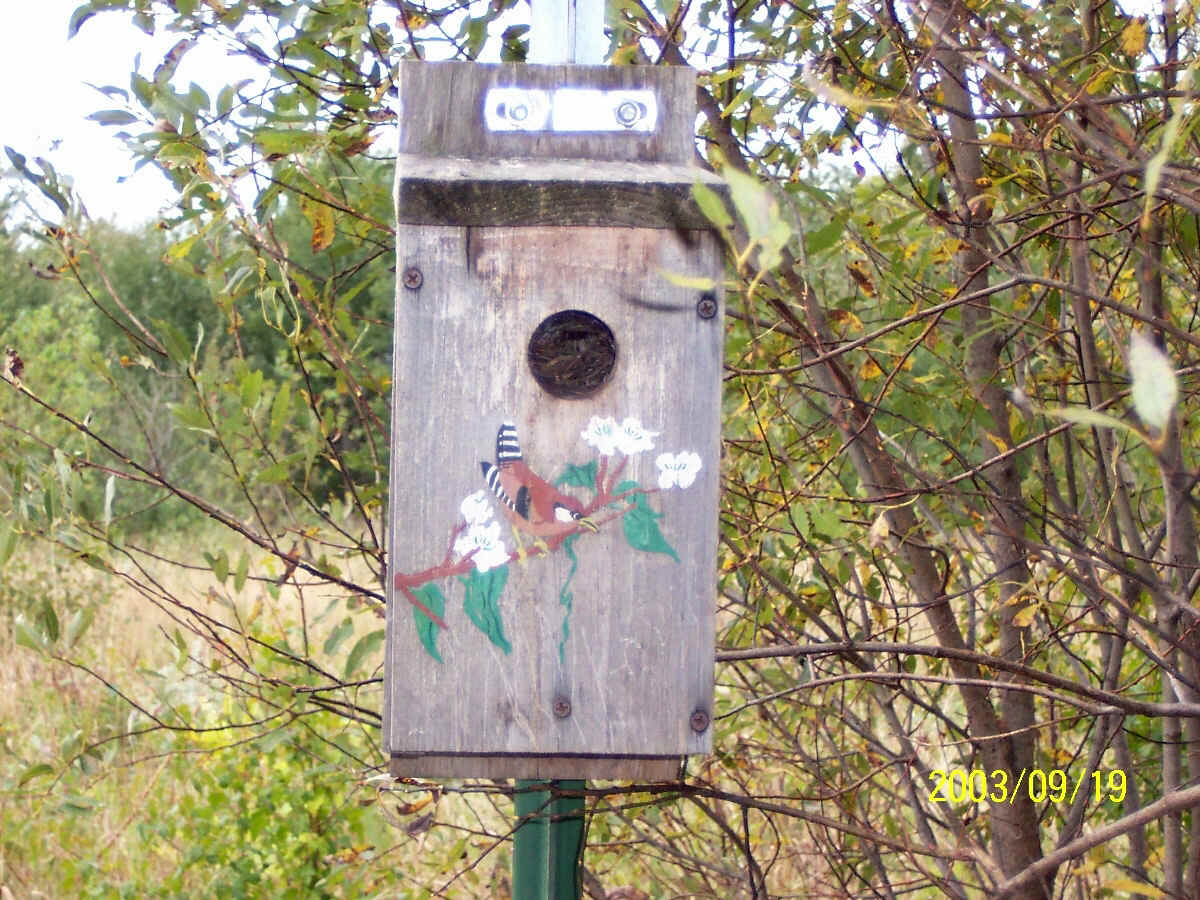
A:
[3, 0, 1200, 896]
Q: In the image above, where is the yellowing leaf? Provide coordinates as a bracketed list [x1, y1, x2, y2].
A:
[659, 268, 716, 291]
[985, 432, 1009, 453]
[1120, 19, 1147, 57]
[1101, 878, 1164, 898]
[1012, 604, 1037, 628]
[868, 512, 889, 548]
[859, 359, 883, 380]
[301, 198, 335, 253]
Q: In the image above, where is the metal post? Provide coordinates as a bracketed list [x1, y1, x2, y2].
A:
[514, 780, 586, 900]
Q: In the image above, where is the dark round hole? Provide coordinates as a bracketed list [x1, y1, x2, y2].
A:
[527, 309, 617, 399]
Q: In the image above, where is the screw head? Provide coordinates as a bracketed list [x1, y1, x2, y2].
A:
[402, 266, 423, 291]
[696, 292, 718, 320]
[552, 696, 572, 719]
[615, 100, 643, 127]
[690, 709, 710, 733]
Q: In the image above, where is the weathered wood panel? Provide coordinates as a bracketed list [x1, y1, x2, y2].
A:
[396, 61, 695, 163]
[393, 157, 719, 229]
[385, 62, 721, 779]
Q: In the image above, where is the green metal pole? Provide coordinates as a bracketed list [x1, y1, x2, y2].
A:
[514, 779, 585, 900]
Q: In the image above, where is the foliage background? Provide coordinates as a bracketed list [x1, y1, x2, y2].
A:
[3, 0, 1200, 896]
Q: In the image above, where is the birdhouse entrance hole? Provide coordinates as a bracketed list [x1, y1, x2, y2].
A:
[526, 309, 617, 399]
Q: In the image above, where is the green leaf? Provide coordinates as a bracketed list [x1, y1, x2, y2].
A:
[323, 617, 354, 656]
[254, 128, 321, 156]
[158, 321, 192, 367]
[805, 216, 847, 255]
[87, 109, 138, 126]
[17, 763, 54, 787]
[239, 369, 264, 409]
[233, 551, 249, 592]
[344, 629, 384, 678]
[693, 181, 733, 230]
[412, 584, 446, 662]
[555, 461, 597, 489]
[1042, 406, 1141, 439]
[622, 501, 680, 563]
[14, 614, 46, 652]
[0, 520, 17, 567]
[269, 382, 292, 441]
[68, 3, 96, 38]
[659, 269, 716, 291]
[38, 599, 60, 643]
[459, 566, 512, 654]
[66, 605, 96, 648]
[205, 549, 230, 584]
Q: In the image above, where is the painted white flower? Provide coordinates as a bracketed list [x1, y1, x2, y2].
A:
[460, 490, 494, 526]
[580, 415, 621, 456]
[614, 417, 658, 455]
[454, 521, 509, 572]
[656, 451, 702, 490]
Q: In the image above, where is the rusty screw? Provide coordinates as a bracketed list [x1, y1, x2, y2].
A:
[690, 708, 711, 733]
[402, 266, 424, 291]
[696, 292, 718, 320]
[552, 696, 572, 719]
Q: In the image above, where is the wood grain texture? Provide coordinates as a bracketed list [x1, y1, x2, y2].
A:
[395, 61, 695, 163]
[394, 156, 724, 229]
[386, 60, 721, 779]
[389, 754, 683, 781]
[384, 225, 722, 778]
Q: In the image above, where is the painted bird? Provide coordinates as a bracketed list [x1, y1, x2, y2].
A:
[481, 421, 597, 560]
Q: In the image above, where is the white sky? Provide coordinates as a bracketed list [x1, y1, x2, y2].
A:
[0, 0, 255, 227]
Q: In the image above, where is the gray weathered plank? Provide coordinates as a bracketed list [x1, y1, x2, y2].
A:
[395, 61, 696, 163]
[385, 226, 721, 777]
[394, 156, 723, 229]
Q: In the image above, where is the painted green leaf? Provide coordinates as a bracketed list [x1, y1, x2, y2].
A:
[344, 628, 384, 678]
[555, 460, 597, 489]
[623, 500, 680, 563]
[412, 583, 446, 663]
[459, 566, 512, 654]
[558, 534, 580, 663]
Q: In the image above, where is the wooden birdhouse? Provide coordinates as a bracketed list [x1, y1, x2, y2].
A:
[385, 61, 723, 780]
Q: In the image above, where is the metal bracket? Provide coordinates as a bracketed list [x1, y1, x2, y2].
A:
[485, 88, 658, 133]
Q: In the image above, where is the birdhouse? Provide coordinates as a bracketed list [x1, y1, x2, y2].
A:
[385, 61, 723, 780]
